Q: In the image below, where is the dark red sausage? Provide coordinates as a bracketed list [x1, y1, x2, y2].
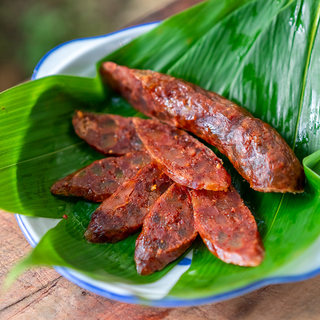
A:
[50, 151, 151, 202]
[190, 187, 264, 267]
[85, 163, 172, 243]
[101, 62, 305, 193]
[133, 118, 231, 191]
[135, 184, 197, 275]
[73, 111, 144, 155]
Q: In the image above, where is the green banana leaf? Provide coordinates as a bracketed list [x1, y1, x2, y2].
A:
[1, 0, 320, 301]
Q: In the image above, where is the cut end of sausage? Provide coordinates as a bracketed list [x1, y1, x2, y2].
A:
[191, 187, 264, 267]
[51, 152, 151, 202]
[135, 184, 197, 275]
[133, 117, 231, 191]
[85, 164, 172, 243]
[72, 110, 144, 155]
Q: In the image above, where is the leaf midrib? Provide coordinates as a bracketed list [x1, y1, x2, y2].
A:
[292, 1, 320, 152]
[266, 0, 320, 238]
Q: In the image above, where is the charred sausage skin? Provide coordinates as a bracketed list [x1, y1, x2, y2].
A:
[135, 184, 197, 275]
[51, 151, 151, 202]
[191, 187, 264, 267]
[85, 163, 172, 243]
[101, 62, 305, 193]
[73, 110, 144, 155]
[133, 118, 231, 191]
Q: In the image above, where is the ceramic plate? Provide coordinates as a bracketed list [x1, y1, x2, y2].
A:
[16, 22, 320, 307]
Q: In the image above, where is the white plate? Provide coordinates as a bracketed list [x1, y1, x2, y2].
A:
[16, 22, 320, 307]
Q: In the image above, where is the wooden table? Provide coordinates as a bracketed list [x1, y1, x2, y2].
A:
[1, 1, 320, 319]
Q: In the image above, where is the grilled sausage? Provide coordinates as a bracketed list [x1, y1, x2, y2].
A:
[133, 118, 231, 191]
[190, 187, 264, 267]
[85, 163, 172, 243]
[135, 184, 197, 275]
[101, 62, 305, 193]
[51, 151, 151, 202]
[73, 110, 144, 155]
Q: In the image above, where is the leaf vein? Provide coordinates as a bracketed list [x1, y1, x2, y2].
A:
[0, 142, 84, 171]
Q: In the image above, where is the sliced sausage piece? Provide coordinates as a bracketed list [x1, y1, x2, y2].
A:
[51, 151, 151, 202]
[135, 184, 197, 275]
[190, 187, 264, 267]
[100, 62, 305, 193]
[85, 163, 172, 243]
[73, 110, 144, 155]
[133, 118, 230, 191]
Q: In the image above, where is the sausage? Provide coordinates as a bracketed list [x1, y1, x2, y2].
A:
[50, 151, 151, 202]
[100, 62, 305, 193]
[135, 184, 197, 275]
[190, 187, 264, 267]
[73, 110, 144, 155]
[85, 163, 172, 243]
[133, 118, 230, 191]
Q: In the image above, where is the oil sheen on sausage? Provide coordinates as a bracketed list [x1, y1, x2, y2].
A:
[190, 187, 264, 267]
[51, 151, 151, 202]
[73, 110, 144, 155]
[135, 184, 197, 275]
[100, 62, 305, 193]
[85, 163, 172, 243]
[133, 118, 231, 191]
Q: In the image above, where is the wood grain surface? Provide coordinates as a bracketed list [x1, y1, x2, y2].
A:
[1, 1, 320, 319]
[1, 209, 320, 319]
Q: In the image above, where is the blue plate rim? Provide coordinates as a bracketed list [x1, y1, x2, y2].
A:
[15, 21, 320, 307]
[15, 213, 320, 307]
[31, 21, 160, 81]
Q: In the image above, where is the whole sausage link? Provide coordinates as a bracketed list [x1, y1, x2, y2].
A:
[100, 62, 305, 193]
